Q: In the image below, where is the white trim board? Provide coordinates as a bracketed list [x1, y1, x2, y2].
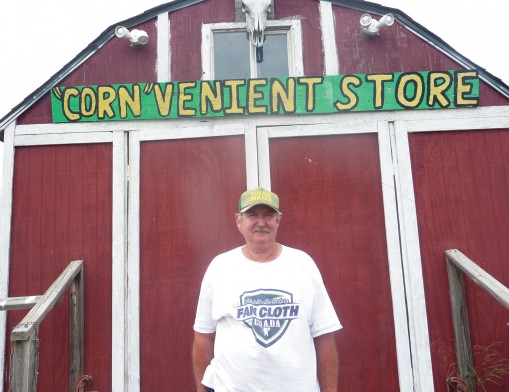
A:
[0, 121, 16, 391]
[127, 131, 141, 392]
[378, 121, 415, 391]
[157, 13, 171, 83]
[112, 131, 128, 391]
[12, 106, 509, 139]
[14, 132, 113, 146]
[319, 0, 339, 75]
[391, 120, 434, 391]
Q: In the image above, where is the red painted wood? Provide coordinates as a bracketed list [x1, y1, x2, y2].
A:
[139, 136, 246, 390]
[18, 19, 158, 125]
[15, 1, 509, 127]
[269, 134, 399, 391]
[170, 0, 234, 81]
[332, 6, 509, 108]
[5, 144, 112, 391]
[410, 129, 509, 392]
[276, 0, 323, 76]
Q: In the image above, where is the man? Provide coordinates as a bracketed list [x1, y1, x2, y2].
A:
[193, 187, 342, 392]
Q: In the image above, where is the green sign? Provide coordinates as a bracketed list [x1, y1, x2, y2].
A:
[51, 70, 479, 123]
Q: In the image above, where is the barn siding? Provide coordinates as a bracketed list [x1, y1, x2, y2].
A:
[17, 19, 158, 126]
[5, 144, 112, 391]
[332, 6, 509, 107]
[276, 0, 324, 76]
[2, 1, 509, 391]
[139, 136, 246, 389]
[271, 133, 400, 391]
[410, 129, 509, 391]
[170, 0, 234, 81]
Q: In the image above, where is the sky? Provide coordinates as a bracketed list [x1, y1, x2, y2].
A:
[0, 0, 508, 191]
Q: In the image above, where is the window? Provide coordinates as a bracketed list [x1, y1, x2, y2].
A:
[202, 20, 303, 80]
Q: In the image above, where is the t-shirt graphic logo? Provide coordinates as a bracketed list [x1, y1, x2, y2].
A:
[235, 289, 299, 348]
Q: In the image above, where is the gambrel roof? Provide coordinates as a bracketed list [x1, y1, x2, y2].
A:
[1, 0, 508, 138]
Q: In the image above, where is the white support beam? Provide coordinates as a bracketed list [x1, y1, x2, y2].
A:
[0, 121, 16, 391]
[319, 1, 339, 75]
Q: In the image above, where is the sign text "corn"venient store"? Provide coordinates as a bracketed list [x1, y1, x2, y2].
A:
[51, 70, 479, 123]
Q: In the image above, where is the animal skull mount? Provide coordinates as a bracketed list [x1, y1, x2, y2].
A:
[242, 0, 272, 62]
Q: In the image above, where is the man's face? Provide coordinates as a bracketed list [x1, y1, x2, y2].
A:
[235, 205, 282, 246]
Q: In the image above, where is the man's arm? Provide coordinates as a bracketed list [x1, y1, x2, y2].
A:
[314, 332, 339, 392]
[192, 331, 215, 392]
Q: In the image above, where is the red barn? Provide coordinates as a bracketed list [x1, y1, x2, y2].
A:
[1, 0, 509, 390]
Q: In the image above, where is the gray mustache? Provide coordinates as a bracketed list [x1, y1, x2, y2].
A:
[254, 227, 270, 233]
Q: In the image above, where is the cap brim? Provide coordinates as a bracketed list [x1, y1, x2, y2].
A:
[239, 203, 280, 213]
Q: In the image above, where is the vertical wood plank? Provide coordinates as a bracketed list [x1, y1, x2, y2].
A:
[157, 13, 171, 82]
[393, 121, 434, 391]
[0, 121, 16, 389]
[127, 131, 141, 392]
[378, 121, 414, 391]
[112, 131, 127, 392]
[10, 330, 39, 392]
[69, 269, 84, 392]
[319, 1, 338, 75]
[446, 258, 476, 392]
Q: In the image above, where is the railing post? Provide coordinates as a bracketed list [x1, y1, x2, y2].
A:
[9, 329, 39, 392]
[69, 268, 84, 391]
[7, 260, 84, 391]
[446, 251, 476, 392]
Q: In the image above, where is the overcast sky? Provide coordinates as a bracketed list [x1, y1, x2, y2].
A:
[1, 0, 508, 191]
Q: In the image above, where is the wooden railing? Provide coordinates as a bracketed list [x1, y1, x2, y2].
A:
[445, 249, 509, 392]
[0, 260, 84, 392]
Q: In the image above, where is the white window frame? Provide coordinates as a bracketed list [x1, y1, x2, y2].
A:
[201, 20, 303, 80]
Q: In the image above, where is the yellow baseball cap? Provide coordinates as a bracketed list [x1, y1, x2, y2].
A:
[238, 187, 280, 213]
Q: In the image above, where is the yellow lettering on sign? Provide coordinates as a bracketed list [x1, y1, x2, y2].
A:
[119, 85, 141, 118]
[224, 80, 246, 115]
[298, 77, 323, 111]
[97, 86, 116, 119]
[248, 79, 268, 114]
[396, 73, 424, 108]
[154, 83, 174, 116]
[63, 88, 81, 122]
[428, 72, 452, 107]
[271, 78, 295, 114]
[456, 71, 478, 106]
[366, 74, 394, 109]
[335, 75, 362, 111]
[201, 81, 223, 115]
[80, 87, 96, 117]
[179, 82, 197, 116]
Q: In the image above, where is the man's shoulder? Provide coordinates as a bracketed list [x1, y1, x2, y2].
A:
[209, 246, 243, 266]
[281, 244, 312, 259]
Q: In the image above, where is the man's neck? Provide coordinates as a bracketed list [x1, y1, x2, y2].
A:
[242, 242, 282, 262]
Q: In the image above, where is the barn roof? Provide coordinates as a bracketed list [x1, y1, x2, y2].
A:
[1, 0, 508, 138]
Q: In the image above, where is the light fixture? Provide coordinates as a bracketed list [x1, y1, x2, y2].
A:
[115, 26, 149, 47]
[360, 13, 394, 37]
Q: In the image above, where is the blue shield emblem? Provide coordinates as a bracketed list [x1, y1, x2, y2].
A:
[235, 289, 300, 348]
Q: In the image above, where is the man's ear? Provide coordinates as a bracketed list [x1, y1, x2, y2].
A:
[235, 213, 242, 226]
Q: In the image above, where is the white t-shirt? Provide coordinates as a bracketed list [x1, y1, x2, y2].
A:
[194, 245, 342, 392]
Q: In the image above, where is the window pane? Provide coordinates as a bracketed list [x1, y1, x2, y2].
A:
[214, 32, 250, 80]
[256, 33, 289, 78]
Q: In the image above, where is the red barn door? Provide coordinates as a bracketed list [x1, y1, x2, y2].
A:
[136, 126, 403, 390]
[138, 135, 246, 390]
[267, 132, 400, 391]
[410, 129, 509, 392]
[5, 143, 112, 391]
